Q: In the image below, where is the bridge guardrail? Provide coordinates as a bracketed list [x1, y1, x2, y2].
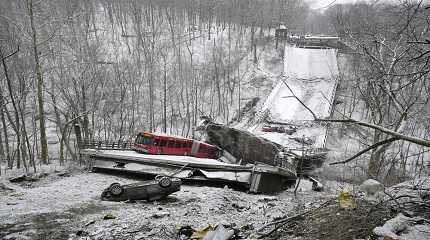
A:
[78, 140, 133, 150]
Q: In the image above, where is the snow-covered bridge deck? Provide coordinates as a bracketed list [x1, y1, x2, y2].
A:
[82, 149, 250, 170]
[253, 46, 339, 148]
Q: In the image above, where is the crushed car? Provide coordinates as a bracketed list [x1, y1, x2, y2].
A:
[101, 176, 181, 202]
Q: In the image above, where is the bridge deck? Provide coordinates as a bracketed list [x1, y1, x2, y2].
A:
[81, 149, 254, 171]
[80, 149, 297, 193]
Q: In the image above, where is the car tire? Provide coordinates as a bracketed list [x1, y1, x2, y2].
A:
[109, 183, 124, 196]
[101, 189, 111, 200]
[158, 177, 172, 188]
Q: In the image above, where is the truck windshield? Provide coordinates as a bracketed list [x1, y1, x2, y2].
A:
[136, 135, 154, 145]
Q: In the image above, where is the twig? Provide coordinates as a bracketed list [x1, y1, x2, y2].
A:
[383, 190, 408, 215]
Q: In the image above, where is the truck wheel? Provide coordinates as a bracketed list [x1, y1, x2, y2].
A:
[216, 150, 222, 159]
[109, 183, 124, 196]
[158, 177, 172, 188]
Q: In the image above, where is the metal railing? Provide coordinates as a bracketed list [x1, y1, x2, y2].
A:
[78, 140, 133, 150]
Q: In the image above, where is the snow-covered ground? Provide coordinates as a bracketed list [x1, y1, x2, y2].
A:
[0, 168, 328, 240]
[2, 164, 428, 240]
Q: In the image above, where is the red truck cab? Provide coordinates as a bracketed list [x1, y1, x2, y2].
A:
[133, 132, 220, 159]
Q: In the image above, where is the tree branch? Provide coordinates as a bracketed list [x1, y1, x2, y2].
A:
[329, 137, 400, 165]
[279, 80, 430, 148]
[316, 118, 430, 147]
[280, 78, 318, 119]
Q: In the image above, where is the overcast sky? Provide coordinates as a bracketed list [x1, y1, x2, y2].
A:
[306, 0, 429, 10]
[307, 0, 380, 10]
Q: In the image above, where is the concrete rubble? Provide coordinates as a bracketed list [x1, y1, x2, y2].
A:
[373, 213, 430, 240]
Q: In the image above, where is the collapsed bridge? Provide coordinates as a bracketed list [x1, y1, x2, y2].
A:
[78, 44, 338, 193]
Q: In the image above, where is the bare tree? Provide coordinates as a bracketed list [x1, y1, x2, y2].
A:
[27, 0, 48, 164]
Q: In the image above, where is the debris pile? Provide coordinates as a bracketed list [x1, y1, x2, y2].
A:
[258, 178, 430, 240]
[259, 197, 393, 239]
[374, 177, 430, 240]
[386, 178, 430, 219]
[373, 213, 430, 240]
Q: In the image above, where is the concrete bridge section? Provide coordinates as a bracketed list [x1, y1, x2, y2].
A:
[251, 46, 339, 148]
[81, 149, 296, 193]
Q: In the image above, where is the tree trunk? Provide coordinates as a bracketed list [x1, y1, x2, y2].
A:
[81, 84, 90, 140]
[0, 104, 4, 162]
[27, 0, 48, 164]
[0, 102, 10, 167]
[163, 55, 167, 133]
[1, 48, 21, 169]
[19, 104, 35, 172]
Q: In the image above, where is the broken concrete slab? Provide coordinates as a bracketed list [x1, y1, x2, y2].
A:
[201, 123, 286, 167]
[200, 121, 326, 176]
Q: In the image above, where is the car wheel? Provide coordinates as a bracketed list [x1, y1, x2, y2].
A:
[109, 183, 124, 196]
[101, 189, 111, 200]
[158, 177, 172, 188]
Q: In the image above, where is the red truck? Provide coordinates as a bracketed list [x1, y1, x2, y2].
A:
[133, 132, 221, 159]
